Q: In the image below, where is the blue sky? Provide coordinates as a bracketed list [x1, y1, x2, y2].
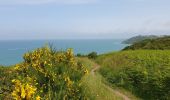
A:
[0, 0, 170, 39]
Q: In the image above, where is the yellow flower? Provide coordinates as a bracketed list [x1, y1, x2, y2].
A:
[11, 79, 37, 100]
[64, 76, 73, 87]
[36, 96, 41, 100]
[84, 69, 89, 74]
[14, 64, 20, 70]
[21, 86, 26, 98]
[44, 61, 47, 65]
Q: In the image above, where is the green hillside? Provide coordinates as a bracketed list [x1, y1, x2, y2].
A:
[123, 36, 170, 50]
[122, 35, 158, 44]
[96, 50, 170, 100]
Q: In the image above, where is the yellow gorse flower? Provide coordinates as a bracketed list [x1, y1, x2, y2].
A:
[14, 64, 20, 70]
[36, 96, 41, 100]
[84, 69, 89, 74]
[11, 79, 37, 100]
[64, 76, 73, 87]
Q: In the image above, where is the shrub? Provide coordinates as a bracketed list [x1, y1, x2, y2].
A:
[88, 52, 97, 59]
[1, 46, 89, 100]
[76, 53, 85, 57]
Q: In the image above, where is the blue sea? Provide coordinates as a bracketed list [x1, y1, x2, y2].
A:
[0, 39, 128, 66]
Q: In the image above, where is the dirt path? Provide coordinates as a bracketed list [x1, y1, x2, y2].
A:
[91, 64, 100, 75]
[91, 63, 130, 100]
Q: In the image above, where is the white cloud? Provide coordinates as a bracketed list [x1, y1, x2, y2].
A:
[0, 0, 98, 5]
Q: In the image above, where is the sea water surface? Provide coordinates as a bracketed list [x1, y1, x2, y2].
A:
[0, 39, 128, 66]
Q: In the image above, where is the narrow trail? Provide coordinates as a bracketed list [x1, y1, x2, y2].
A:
[91, 63, 131, 100]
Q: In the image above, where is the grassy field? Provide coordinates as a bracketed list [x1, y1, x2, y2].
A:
[96, 50, 170, 100]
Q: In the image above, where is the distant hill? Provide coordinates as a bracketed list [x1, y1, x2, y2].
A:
[122, 35, 159, 44]
[123, 36, 170, 50]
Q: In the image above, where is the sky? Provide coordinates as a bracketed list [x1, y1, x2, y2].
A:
[0, 0, 170, 39]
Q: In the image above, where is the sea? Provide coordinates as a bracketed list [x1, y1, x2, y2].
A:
[0, 39, 128, 66]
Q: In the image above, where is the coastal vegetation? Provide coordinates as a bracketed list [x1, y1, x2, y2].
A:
[0, 46, 89, 100]
[96, 50, 170, 100]
[123, 36, 170, 50]
[122, 35, 159, 44]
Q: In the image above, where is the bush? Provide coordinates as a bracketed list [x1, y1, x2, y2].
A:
[1, 46, 89, 100]
[88, 52, 97, 59]
[76, 53, 85, 57]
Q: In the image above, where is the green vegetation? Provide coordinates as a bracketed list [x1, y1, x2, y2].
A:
[76, 53, 85, 57]
[123, 36, 170, 50]
[0, 66, 18, 99]
[96, 50, 170, 100]
[122, 35, 159, 44]
[88, 52, 98, 59]
[76, 52, 98, 59]
[79, 58, 123, 100]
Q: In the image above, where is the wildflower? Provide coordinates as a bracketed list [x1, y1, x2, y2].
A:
[21, 86, 26, 98]
[44, 61, 47, 65]
[64, 76, 73, 87]
[36, 96, 41, 100]
[11, 79, 37, 100]
[84, 69, 89, 74]
[66, 49, 74, 60]
[14, 64, 20, 70]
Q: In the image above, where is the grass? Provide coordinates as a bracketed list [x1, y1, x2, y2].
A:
[79, 57, 123, 100]
[76, 57, 94, 71]
[82, 73, 123, 100]
[96, 50, 170, 100]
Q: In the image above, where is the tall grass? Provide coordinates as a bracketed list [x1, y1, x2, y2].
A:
[79, 58, 123, 100]
[97, 50, 170, 100]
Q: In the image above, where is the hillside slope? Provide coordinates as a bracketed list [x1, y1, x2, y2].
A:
[80, 57, 136, 100]
[96, 50, 170, 100]
[123, 36, 170, 50]
[122, 35, 158, 44]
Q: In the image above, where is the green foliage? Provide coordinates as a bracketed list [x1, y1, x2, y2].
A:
[76, 53, 85, 57]
[122, 35, 159, 44]
[0, 67, 17, 99]
[123, 36, 170, 50]
[97, 50, 170, 100]
[88, 52, 98, 59]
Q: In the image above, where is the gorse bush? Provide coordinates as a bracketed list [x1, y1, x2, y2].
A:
[0, 46, 89, 100]
[97, 50, 170, 100]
